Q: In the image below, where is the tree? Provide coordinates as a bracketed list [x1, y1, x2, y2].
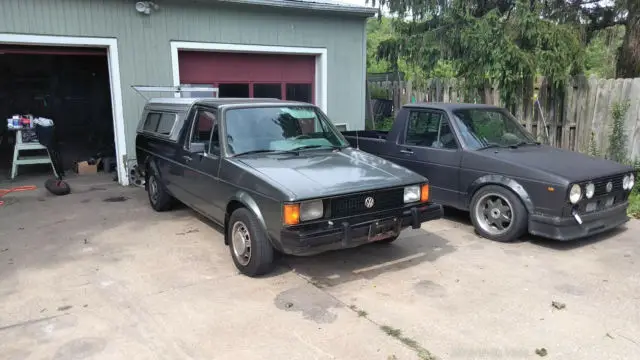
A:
[369, 0, 583, 108]
[544, 0, 639, 78]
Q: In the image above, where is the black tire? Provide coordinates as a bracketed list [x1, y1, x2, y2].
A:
[469, 185, 528, 242]
[44, 178, 71, 196]
[227, 208, 275, 277]
[146, 168, 174, 212]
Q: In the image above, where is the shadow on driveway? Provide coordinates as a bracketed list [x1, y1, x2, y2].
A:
[442, 205, 627, 250]
[282, 228, 455, 288]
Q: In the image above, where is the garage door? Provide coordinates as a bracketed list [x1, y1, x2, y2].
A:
[178, 51, 315, 103]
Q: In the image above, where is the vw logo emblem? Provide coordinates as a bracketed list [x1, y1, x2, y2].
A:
[364, 196, 375, 208]
[606, 181, 613, 193]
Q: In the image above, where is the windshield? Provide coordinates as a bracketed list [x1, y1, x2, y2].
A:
[223, 106, 348, 155]
[452, 108, 537, 150]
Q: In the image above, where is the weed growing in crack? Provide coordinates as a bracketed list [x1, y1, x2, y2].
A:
[380, 325, 437, 360]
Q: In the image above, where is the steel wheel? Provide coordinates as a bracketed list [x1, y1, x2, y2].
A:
[148, 175, 159, 205]
[231, 221, 252, 266]
[474, 192, 513, 236]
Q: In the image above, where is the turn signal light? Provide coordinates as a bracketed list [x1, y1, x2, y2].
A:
[420, 184, 430, 202]
[283, 203, 300, 225]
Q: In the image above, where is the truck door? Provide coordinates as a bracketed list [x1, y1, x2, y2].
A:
[393, 109, 463, 207]
[175, 107, 225, 222]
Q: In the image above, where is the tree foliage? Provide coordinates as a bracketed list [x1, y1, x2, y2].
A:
[368, 0, 584, 108]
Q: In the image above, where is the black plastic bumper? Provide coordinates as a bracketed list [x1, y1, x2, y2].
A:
[528, 202, 630, 241]
[279, 203, 444, 256]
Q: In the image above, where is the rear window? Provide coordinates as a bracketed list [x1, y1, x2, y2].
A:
[143, 112, 177, 136]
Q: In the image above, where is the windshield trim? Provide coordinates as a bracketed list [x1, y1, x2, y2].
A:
[219, 104, 349, 157]
[451, 107, 537, 151]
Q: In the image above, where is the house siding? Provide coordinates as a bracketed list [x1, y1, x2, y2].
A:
[0, 0, 368, 157]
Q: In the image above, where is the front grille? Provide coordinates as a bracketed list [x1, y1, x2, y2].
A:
[330, 187, 404, 219]
[593, 174, 625, 197]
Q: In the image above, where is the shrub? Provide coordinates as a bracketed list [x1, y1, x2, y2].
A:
[607, 101, 630, 163]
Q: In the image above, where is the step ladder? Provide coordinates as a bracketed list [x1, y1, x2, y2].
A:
[10, 129, 58, 180]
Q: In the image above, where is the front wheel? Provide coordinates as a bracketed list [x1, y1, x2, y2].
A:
[228, 208, 275, 277]
[469, 185, 528, 243]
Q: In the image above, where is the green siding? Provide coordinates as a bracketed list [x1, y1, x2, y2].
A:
[0, 0, 367, 157]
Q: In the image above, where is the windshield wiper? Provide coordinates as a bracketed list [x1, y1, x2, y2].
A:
[290, 144, 344, 152]
[233, 149, 286, 157]
[476, 144, 506, 151]
[509, 141, 541, 148]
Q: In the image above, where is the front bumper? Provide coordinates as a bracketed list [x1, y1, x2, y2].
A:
[528, 201, 630, 241]
[279, 203, 444, 256]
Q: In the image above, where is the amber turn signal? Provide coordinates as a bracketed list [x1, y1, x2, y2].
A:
[420, 184, 430, 202]
[283, 203, 300, 225]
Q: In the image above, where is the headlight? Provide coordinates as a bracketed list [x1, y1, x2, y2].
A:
[623, 175, 630, 190]
[569, 184, 582, 204]
[585, 182, 595, 199]
[299, 200, 324, 221]
[629, 173, 635, 190]
[404, 185, 421, 203]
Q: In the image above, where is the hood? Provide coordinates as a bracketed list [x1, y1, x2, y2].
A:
[233, 148, 426, 200]
[482, 145, 632, 182]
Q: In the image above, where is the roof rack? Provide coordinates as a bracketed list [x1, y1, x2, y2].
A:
[131, 85, 219, 100]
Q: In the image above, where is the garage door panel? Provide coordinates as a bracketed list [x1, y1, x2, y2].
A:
[178, 51, 315, 85]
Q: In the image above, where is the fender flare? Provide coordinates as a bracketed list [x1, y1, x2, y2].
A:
[467, 175, 535, 213]
[224, 190, 270, 245]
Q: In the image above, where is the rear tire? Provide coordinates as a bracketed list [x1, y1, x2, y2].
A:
[147, 168, 174, 212]
[228, 208, 275, 277]
[469, 185, 528, 242]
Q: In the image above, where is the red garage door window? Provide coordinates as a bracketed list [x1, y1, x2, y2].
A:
[178, 51, 315, 103]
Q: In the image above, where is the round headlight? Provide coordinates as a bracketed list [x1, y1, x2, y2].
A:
[623, 175, 630, 190]
[585, 182, 595, 199]
[629, 173, 635, 190]
[569, 184, 582, 204]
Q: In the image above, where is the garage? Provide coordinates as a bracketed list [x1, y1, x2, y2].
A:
[0, 44, 117, 183]
[178, 51, 315, 103]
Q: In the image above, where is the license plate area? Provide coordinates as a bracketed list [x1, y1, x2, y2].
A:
[586, 197, 615, 213]
[368, 217, 400, 242]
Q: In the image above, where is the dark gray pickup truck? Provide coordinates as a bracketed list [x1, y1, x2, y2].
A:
[343, 103, 635, 243]
[135, 98, 443, 277]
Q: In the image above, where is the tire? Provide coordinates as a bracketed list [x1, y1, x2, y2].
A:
[146, 168, 174, 212]
[469, 185, 528, 243]
[44, 178, 71, 196]
[228, 208, 275, 277]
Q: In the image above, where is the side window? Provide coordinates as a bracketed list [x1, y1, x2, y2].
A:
[405, 111, 457, 149]
[156, 113, 177, 135]
[143, 112, 176, 136]
[143, 112, 161, 132]
[190, 109, 220, 154]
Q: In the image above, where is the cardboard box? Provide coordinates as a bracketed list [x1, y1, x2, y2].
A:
[75, 159, 101, 175]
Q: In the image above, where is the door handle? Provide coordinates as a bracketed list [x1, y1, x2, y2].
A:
[182, 155, 193, 162]
[400, 149, 414, 155]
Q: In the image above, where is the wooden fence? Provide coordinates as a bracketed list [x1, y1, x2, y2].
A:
[368, 76, 640, 160]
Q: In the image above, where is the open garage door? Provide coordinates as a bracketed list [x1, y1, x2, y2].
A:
[0, 44, 116, 182]
[178, 51, 315, 103]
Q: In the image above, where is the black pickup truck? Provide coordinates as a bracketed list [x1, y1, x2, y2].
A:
[343, 103, 635, 243]
[135, 98, 443, 277]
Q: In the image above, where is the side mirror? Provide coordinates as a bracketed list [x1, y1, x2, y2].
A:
[190, 142, 207, 154]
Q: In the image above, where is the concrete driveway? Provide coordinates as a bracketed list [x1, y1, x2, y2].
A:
[1, 181, 639, 360]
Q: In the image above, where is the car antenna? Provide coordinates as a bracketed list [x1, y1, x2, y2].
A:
[355, 128, 360, 149]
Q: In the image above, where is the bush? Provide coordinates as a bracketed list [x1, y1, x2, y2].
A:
[608, 101, 630, 163]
